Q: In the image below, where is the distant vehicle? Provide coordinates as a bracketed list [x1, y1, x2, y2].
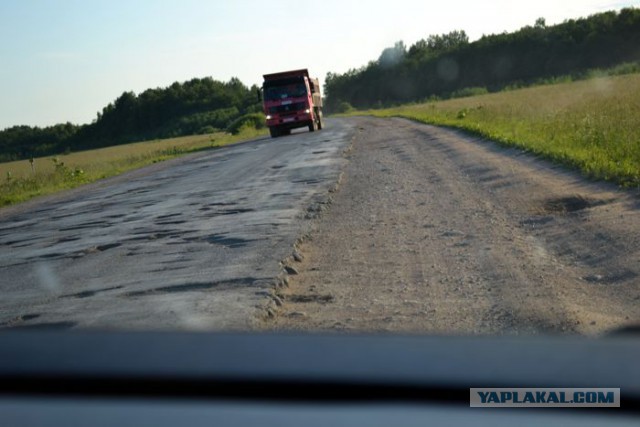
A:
[261, 69, 323, 138]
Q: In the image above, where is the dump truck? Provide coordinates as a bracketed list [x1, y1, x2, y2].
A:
[261, 69, 323, 138]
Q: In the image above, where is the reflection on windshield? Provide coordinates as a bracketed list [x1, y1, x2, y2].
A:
[265, 83, 307, 101]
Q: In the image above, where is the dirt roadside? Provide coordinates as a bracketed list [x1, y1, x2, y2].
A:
[261, 117, 640, 335]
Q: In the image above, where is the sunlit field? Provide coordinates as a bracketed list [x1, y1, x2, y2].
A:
[0, 127, 266, 207]
[358, 73, 640, 187]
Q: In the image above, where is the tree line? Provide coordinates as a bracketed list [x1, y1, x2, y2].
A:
[3, 8, 639, 162]
[324, 8, 640, 112]
[0, 77, 261, 162]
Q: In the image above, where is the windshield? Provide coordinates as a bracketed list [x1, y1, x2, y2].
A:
[264, 83, 308, 101]
[0, 0, 639, 340]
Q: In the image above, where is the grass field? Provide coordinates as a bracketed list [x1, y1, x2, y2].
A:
[3, 74, 638, 207]
[354, 73, 640, 187]
[0, 127, 266, 207]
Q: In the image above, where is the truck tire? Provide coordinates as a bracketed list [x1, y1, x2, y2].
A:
[308, 120, 317, 132]
[317, 108, 324, 130]
[269, 127, 280, 138]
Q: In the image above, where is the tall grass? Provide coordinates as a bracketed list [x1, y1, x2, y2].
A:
[355, 73, 640, 187]
[0, 127, 266, 207]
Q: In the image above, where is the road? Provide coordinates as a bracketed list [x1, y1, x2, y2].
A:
[2, 117, 639, 335]
[267, 117, 640, 335]
[0, 120, 353, 330]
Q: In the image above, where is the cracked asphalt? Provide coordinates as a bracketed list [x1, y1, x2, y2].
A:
[0, 119, 353, 330]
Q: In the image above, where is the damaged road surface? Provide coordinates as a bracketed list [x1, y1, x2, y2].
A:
[0, 120, 353, 330]
[3, 116, 638, 335]
[268, 117, 640, 336]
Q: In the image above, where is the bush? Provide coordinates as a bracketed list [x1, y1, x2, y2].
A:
[336, 101, 354, 114]
[226, 113, 266, 135]
[451, 87, 489, 99]
[608, 61, 640, 76]
[197, 125, 217, 135]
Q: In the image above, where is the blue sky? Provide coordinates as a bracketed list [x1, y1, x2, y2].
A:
[1, 0, 638, 129]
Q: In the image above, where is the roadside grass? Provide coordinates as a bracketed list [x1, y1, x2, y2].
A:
[350, 73, 640, 188]
[0, 127, 267, 207]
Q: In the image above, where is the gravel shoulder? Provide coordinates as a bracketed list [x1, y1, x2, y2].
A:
[265, 117, 640, 335]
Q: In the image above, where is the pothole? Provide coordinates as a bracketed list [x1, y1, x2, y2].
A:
[582, 270, 638, 284]
[95, 242, 122, 252]
[207, 234, 252, 247]
[61, 285, 124, 299]
[7, 321, 77, 330]
[125, 277, 259, 296]
[288, 294, 335, 304]
[540, 195, 605, 214]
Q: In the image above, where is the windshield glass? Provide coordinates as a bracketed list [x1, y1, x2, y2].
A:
[264, 83, 308, 101]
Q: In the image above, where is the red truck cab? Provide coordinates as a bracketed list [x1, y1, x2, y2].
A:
[261, 69, 323, 138]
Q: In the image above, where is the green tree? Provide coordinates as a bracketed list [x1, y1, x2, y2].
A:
[324, 8, 640, 110]
[378, 41, 407, 68]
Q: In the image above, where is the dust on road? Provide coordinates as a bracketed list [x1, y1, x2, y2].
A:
[265, 117, 640, 335]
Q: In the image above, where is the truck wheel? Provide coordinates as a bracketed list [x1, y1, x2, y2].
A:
[314, 107, 323, 130]
[308, 120, 317, 132]
[269, 127, 279, 138]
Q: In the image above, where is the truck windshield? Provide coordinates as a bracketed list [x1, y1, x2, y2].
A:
[264, 83, 307, 101]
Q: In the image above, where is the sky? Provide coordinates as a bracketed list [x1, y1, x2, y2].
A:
[0, 0, 638, 129]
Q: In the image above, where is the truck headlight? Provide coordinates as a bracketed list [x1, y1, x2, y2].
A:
[305, 109, 310, 114]
[266, 115, 272, 120]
